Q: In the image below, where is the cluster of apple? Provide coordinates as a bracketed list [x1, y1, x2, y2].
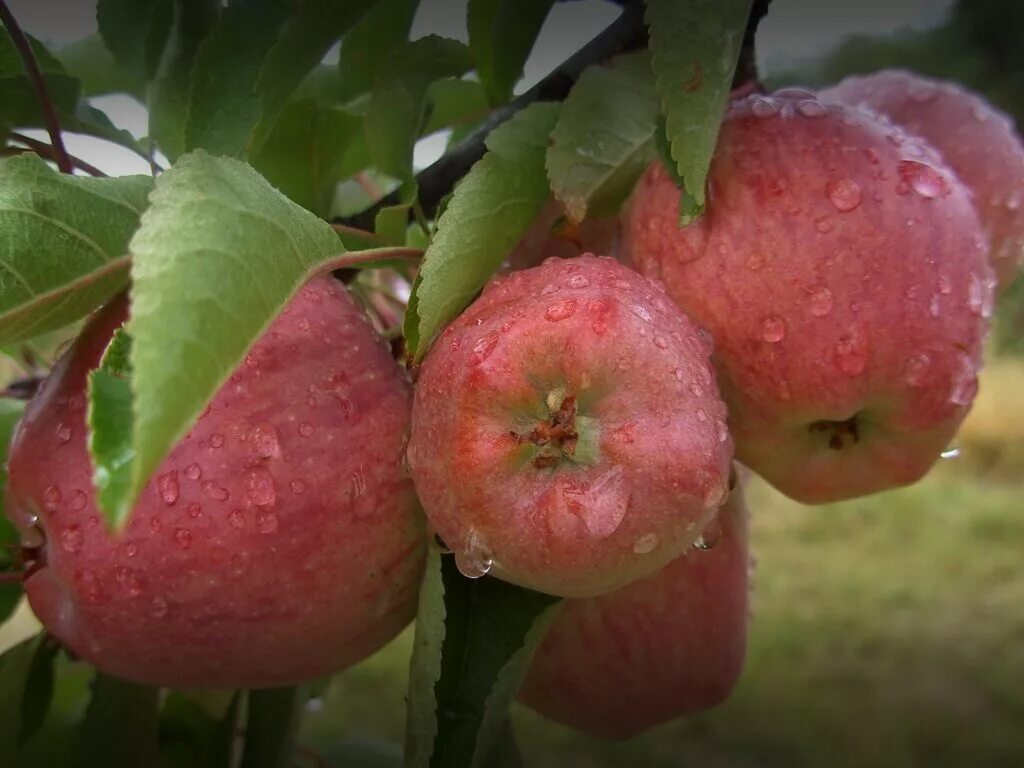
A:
[5, 70, 1022, 738]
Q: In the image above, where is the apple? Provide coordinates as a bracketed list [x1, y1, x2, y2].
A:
[822, 69, 1024, 290]
[506, 198, 621, 272]
[5, 277, 425, 688]
[408, 255, 733, 598]
[519, 468, 749, 739]
[623, 89, 991, 503]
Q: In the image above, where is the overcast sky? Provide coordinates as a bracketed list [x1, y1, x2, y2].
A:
[7, 0, 955, 177]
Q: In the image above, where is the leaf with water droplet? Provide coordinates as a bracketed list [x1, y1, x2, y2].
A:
[645, 0, 752, 223]
[406, 545, 560, 767]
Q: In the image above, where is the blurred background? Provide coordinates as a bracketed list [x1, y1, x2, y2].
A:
[2, 0, 1023, 765]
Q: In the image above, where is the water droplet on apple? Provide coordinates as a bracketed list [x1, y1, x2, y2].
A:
[653, 336, 669, 349]
[115, 567, 142, 596]
[694, 516, 723, 551]
[201, 481, 230, 501]
[632, 533, 658, 554]
[898, 160, 951, 199]
[809, 286, 834, 317]
[908, 81, 937, 102]
[565, 467, 628, 539]
[249, 423, 280, 458]
[454, 530, 493, 579]
[545, 299, 577, 322]
[929, 295, 942, 317]
[76, 569, 104, 604]
[760, 316, 786, 343]
[70, 490, 87, 511]
[796, 99, 827, 118]
[246, 468, 276, 506]
[255, 510, 279, 534]
[228, 509, 245, 529]
[949, 352, 978, 406]
[940, 446, 961, 459]
[298, 422, 314, 437]
[56, 423, 72, 444]
[44, 484, 61, 510]
[157, 471, 179, 506]
[904, 352, 931, 387]
[125, 542, 138, 558]
[60, 525, 83, 553]
[630, 304, 653, 323]
[835, 334, 868, 376]
[750, 97, 779, 118]
[937, 274, 952, 295]
[209, 433, 225, 448]
[468, 331, 500, 365]
[825, 178, 862, 212]
[814, 216, 835, 233]
[187, 502, 202, 519]
[184, 463, 202, 481]
[174, 528, 192, 549]
[566, 274, 590, 289]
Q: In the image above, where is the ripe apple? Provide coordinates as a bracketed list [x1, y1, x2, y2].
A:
[623, 90, 991, 503]
[5, 277, 424, 688]
[408, 255, 733, 598]
[519, 468, 749, 739]
[506, 198, 621, 272]
[822, 69, 1024, 290]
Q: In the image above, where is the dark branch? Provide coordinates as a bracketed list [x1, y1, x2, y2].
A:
[0, 0, 73, 174]
[340, 2, 648, 230]
[9, 132, 107, 177]
[731, 0, 773, 91]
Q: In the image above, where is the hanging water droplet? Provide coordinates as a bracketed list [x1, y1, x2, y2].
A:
[454, 529, 493, 579]
[694, 516, 723, 551]
[760, 316, 786, 343]
[809, 286, 834, 317]
[468, 331, 500, 365]
[898, 160, 951, 199]
[60, 525, 84, 553]
[825, 178, 863, 212]
[940, 446, 961, 459]
[545, 299, 577, 322]
[632, 533, 658, 554]
[157, 471, 179, 506]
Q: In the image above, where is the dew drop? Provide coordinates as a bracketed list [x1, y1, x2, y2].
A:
[835, 335, 868, 376]
[544, 299, 578, 322]
[125, 542, 138, 558]
[298, 422, 314, 437]
[209, 433, 225, 448]
[70, 490, 88, 511]
[249, 423, 280, 458]
[56, 423, 72, 444]
[808, 286, 834, 317]
[632, 533, 658, 554]
[898, 160, 951, 199]
[246, 468, 276, 506]
[949, 352, 978, 406]
[468, 331, 500, 365]
[184, 463, 202, 481]
[929, 295, 942, 317]
[174, 528, 192, 549]
[909, 81, 937, 102]
[653, 336, 669, 350]
[201, 480, 230, 501]
[115, 567, 142, 597]
[228, 509, 245, 529]
[796, 99, 827, 118]
[760, 316, 786, 343]
[150, 516, 162, 533]
[566, 274, 590, 289]
[454, 530, 493, 579]
[255, 510, 279, 534]
[941, 446, 961, 459]
[77, 570, 103, 604]
[814, 216, 835, 233]
[825, 178, 862, 212]
[60, 525, 84, 553]
[187, 502, 203, 519]
[750, 97, 779, 118]
[157, 471, 179, 506]
[630, 304, 653, 323]
[694, 516, 723, 551]
[904, 352, 931, 388]
[43, 484, 62, 510]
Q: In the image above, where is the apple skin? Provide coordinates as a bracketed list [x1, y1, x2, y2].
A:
[408, 255, 733, 598]
[5, 277, 425, 688]
[622, 90, 991, 504]
[519, 468, 749, 740]
[822, 70, 1024, 290]
[506, 198, 621, 272]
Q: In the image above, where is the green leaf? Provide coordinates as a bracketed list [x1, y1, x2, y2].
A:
[0, 634, 59, 753]
[0, 397, 26, 622]
[158, 691, 242, 768]
[0, 155, 152, 346]
[241, 687, 304, 768]
[88, 329, 135, 528]
[405, 548, 559, 768]
[547, 52, 660, 224]
[365, 36, 472, 191]
[467, 0, 555, 105]
[100, 152, 340, 526]
[76, 673, 160, 767]
[185, 0, 381, 157]
[645, 0, 751, 223]
[148, 0, 221, 161]
[248, 99, 366, 216]
[336, 0, 421, 103]
[0, 29, 141, 151]
[423, 78, 490, 136]
[97, 0, 175, 79]
[408, 102, 558, 361]
[54, 35, 146, 97]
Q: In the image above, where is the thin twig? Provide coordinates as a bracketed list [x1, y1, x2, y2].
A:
[329, 222, 387, 246]
[340, 2, 648, 230]
[354, 171, 384, 201]
[0, 0, 73, 173]
[0, 572, 24, 585]
[9, 132, 107, 177]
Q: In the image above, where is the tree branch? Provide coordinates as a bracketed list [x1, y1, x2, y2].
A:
[0, 0, 73, 174]
[9, 132, 107, 177]
[340, 2, 648, 230]
[731, 0, 773, 91]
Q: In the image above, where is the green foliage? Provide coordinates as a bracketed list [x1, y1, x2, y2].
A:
[645, 0, 751, 223]
[54, 34, 145, 97]
[158, 691, 241, 768]
[97, 0, 174, 80]
[336, 0, 422, 104]
[0, 397, 26, 622]
[547, 51, 659, 224]
[407, 102, 559, 360]
[0, 155, 152, 346]
[241, 687, 305, 768]
[467, 0, 554, 105]
[0, 634, 59, 754]
[88, 328, 135, 529]
[76, 673, 160, 767]
[405, 547, 559, 768]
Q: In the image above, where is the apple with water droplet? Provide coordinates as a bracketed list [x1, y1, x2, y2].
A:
[822, 69, 1024, 290]
[5, 277, 424, 688]
[407, 255, 732, 598]
[506, 198, 622, 272]
[623, 90, 990, 503]
[519, 467, 749, 738]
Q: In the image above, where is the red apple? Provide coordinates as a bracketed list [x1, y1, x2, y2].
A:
[506, 198, 621, 272]
[623, 90, 991, 503]
[822, 70, 1024, 290]
[5, 277, 424, 688]
[519, 468, 749, 739]
[408, 255, 732, 598]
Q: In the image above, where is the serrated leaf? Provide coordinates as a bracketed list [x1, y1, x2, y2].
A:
[241, 687, 304, 768]
[335, 0, 421, 103]
[0, 634, 59, 753]
[405, 548, 559, 768]
[467, 0, 555, 105]
[148, 0, 221, 161]
[76, 673, 160, 767]
[0, 29, 141, 151]
[365, 36, 472, 192]
[249, 98, 366, 216]
[645, 0, 751, 223]
[55, 35, 146, 97]
[0, 155, 152, 346]
[423, 78, 489, 136]
[0, 397, 27, 622]
[185, 0, 380, 157]
[547, 52, 660, 224]
[88, 329, 134, 528]
[100, 152, 340, 526]
[408, 102, 558, 361]
[97, 0, 175, 80]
